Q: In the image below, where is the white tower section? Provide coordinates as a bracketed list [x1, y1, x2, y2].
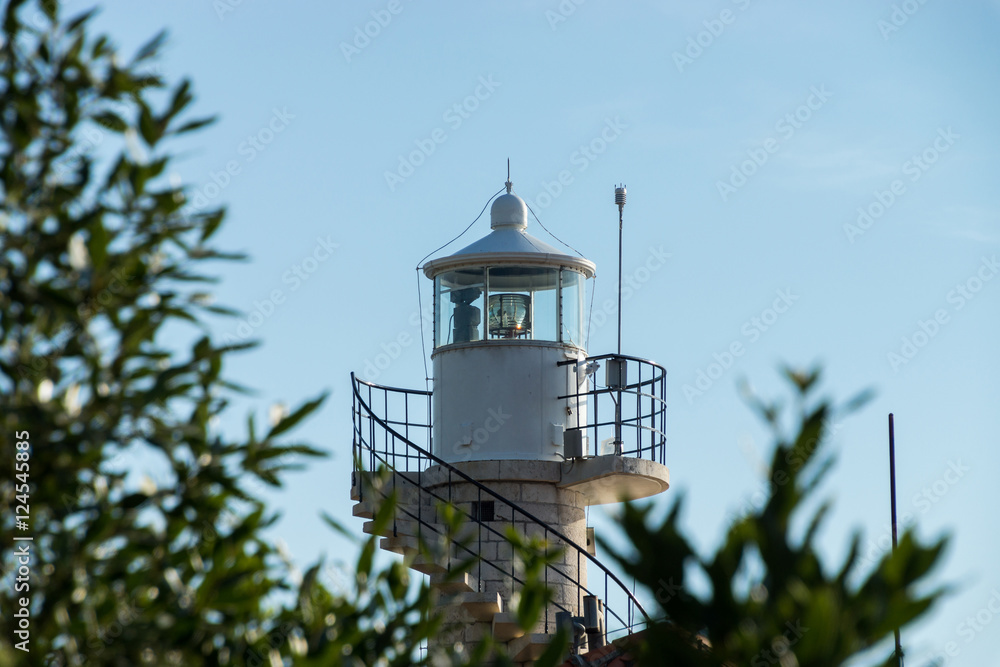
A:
[423, 192, 596, 464]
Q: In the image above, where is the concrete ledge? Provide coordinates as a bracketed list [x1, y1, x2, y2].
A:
[558, 455, 670, 506]
[419, 457, 669, 506]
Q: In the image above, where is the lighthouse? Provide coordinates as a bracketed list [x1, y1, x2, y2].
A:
[350, 179, 670, 664]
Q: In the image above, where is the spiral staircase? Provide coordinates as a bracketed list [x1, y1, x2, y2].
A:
[350, 354, 668, 664]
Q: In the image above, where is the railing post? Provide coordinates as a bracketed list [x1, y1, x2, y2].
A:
[593, 382, 599, 458]
[614, 388, 623, 456]
[544, 527, 549, 634]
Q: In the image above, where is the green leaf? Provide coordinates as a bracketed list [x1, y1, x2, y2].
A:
[86, 219, 109, 269]
[132, 28, 167, 63]
[782, 364, 821, 395]
[121, 493, 149, 509]
[198, 208, 226, 242]
[164, 78, 192, 122]
[171, 115, 216, 136]
[138, 102, 159, 145]
[92, 111, 128, 133]
[266, 392, 328, 440]
[65, 8, 97, 33]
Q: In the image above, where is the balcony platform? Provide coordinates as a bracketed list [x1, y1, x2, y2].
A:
[558, 455, 670, 506]
[421, 456, 669, 508]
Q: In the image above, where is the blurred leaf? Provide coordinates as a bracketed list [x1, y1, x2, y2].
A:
[132, 28, 167, 63]
[93, 111, 128, 132]
[172, 115, 216, 136]
[266, 392, 328, 440]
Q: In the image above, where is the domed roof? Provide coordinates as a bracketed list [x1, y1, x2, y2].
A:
[422, 190, 596, 279]
[489, 193, 528, 230]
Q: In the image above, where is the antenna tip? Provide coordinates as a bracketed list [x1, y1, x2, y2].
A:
[614, 184, 626, 207]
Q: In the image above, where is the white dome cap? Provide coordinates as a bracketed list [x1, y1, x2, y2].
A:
[490, 193, 528, 230]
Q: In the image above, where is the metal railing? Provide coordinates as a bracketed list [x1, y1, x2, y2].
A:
[557, 354, 667, 465]
[351, 373, 650, 641]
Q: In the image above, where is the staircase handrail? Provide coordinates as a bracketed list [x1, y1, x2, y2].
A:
[351, 373, 651, 631]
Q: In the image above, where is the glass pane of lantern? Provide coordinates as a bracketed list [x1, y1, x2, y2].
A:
[486, 267, 558, 342]
[560, 269, 585, 348]
[435, 268, 485, 347]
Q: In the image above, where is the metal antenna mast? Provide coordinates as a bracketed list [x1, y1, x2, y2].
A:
[614, 184, 626, 355]
[889, 413, 904, 667]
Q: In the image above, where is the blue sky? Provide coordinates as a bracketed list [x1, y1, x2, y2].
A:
[80, 1, 1000, 664]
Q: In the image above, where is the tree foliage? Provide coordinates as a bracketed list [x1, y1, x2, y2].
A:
[0, 3, 562, 665]
[0, 0, 323, 663]
[602, 368, 948, 667]
[0, 1, 460, 665]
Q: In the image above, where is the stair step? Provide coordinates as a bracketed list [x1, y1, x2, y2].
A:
[379, 535, 419, 556]
[412, 551, 449, 575]
[429, 571, 478, 594]
[507, 633, 555, 662]
[352, 501, 375, 519]
[362, 519, 425, 538]
[491, 612, 524, 642]
[452, 591, 502, 621]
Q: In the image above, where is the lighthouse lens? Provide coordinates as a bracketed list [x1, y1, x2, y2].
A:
[486, 266, 559, 342]
[487, 294, 531, 338]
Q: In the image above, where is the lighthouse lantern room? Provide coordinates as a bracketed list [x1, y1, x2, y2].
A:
[424, 187, 595, 464]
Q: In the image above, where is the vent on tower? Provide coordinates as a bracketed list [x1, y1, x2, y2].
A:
[471, 500, 495, 522]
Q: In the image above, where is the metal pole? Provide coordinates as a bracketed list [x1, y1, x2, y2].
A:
[614, 186, 626, 455]
[889, 413, 903, 666]
[617, 208, 622, 355]
[615, 185, 626, 355]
